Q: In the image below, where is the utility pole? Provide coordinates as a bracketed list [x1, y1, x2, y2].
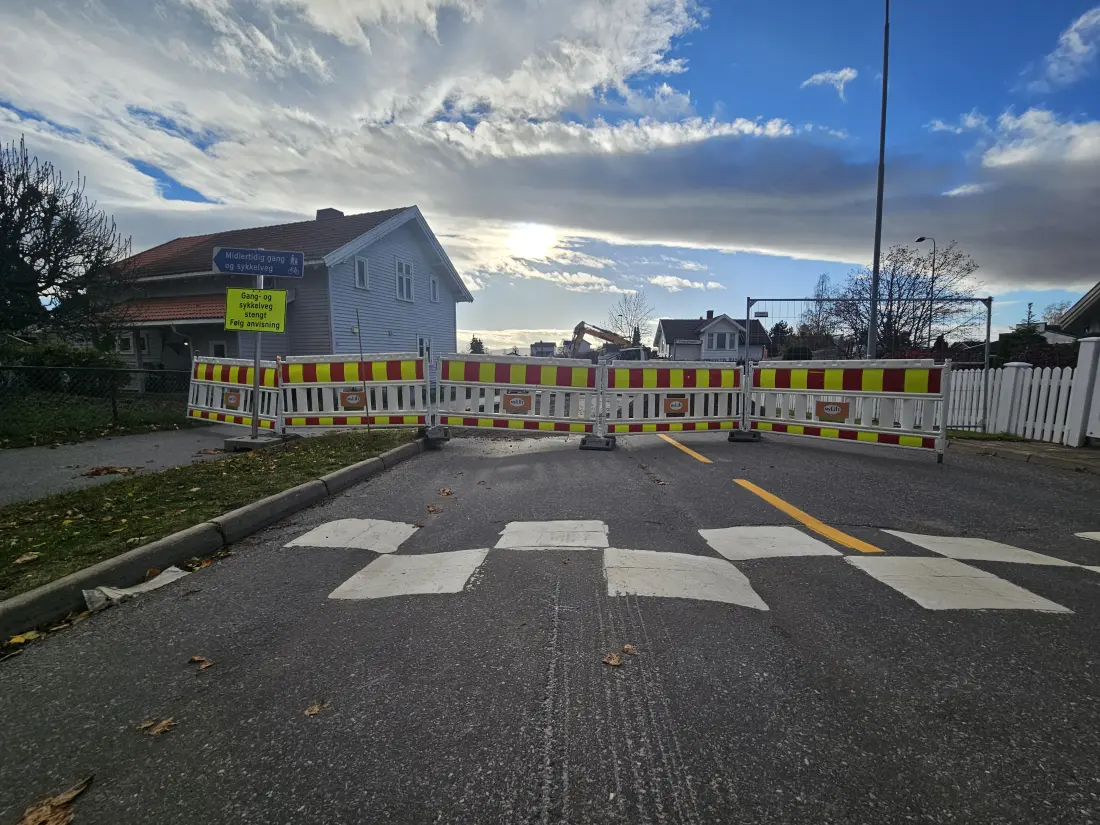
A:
[867, 0, 890, 360]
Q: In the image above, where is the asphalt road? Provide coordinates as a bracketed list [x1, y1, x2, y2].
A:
[2, 432, 1099, 824]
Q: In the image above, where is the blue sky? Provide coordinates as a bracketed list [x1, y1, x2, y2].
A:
[2, 0, 1098, 350]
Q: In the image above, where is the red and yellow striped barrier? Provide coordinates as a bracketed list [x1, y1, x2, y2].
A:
[188, 409, 276, 429]
[751, 421, 936, 450]
[753, 365, 940, 394]
[192, 362, 277, 387]
[281, 358, 423, 384]
[607, 420, 741, 434]
[284, 414, 426, 427]
[608, 366, 740, 390]
[442, 359, 596, 389]
[440, 416, 592, 433]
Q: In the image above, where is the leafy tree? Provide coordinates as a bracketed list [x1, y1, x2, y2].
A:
[769, 320, 792, 348]
[1, 136, 135, 343]
[1041, 300, 1071, 325]
[607, 290, 655, 341]
[468, 336, 485, 354]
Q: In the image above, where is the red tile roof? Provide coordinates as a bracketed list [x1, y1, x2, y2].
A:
[127, 207, 411, 277]
[125, 296, 226, 322]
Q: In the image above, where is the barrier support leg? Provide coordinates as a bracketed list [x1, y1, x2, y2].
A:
[580, 361, 615, 451]
[729, 362, 760, 442]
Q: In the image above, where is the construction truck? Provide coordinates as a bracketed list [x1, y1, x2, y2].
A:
[569, 322, 651, 361]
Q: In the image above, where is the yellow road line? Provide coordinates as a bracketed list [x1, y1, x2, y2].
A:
[733, 479, 883, 553]
[657, 433, 713, 464]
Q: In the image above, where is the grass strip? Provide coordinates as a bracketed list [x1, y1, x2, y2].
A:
[947, 430, 1028, 441]
[0, 429, 416, 600]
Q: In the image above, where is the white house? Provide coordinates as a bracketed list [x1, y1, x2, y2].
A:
[653, 311, 772, 362]
[1060, 281, 1100, 338]
[117, 206, 473, 369]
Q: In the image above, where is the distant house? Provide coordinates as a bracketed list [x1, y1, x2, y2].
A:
[117, 206, 473, 370]
[1060, 282, 1100, 338]
[653, 311, 772, 362]
[530, 341, 557, 358]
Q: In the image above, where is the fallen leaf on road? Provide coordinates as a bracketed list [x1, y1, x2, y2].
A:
[477, 480, 487, 485]
[145, 718, 176, 736]
[82, 466, 137, 477]
[136, 719, 157, 730]
[654, 480, 667, 486]
[8, 631, 41, 645]
[144, 568, 161, 581]
[413, 522, 425, 528]
[18, 775, 93, 825]
[13, 553, 40, 564]
[426, 504, 442, 514]
[188, 487, 201, 493]
[622, 644, 638, 656]
[303, 700, 330, 717]
[188, 655, 215, 670]
[439, 487, 453, 496]
[196, 448, 222, 455]
[602, 653, 622, 667]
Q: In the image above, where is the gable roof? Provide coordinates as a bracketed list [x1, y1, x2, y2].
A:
[656, 318, 771, 347]
[126, 207, 408, 277]
[1059, 280, 1100, 335]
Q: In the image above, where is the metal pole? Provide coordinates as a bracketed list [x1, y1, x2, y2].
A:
[866, 0, 890, 360]
[928, 238, 936, 348]
[982, 297, 992, 432]
[251, 273, 263, 440]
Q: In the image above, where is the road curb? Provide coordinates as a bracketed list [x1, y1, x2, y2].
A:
[0, 437, 427, 639]
[950, 439, 1098, 473]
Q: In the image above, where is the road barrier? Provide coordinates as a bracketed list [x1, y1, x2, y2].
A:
[436, 354, 598, 433]
[187, 357, 279, 430]
[602, 362, 745, 434]
[279, 354, 429, 430]
[746, 359, 952, 460]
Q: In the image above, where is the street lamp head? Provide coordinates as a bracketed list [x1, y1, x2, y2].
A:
[915, 236, 927, 243]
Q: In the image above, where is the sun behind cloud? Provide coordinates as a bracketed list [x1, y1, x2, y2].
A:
[506, 223, 560, 260]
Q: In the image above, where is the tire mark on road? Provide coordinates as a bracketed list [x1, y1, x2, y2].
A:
[595, 591, 629, 821]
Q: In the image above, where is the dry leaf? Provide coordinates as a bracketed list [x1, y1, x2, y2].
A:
[136, 719, 157, 730]
[199, 659, 215, 671]
[196, 448, 222, 455]
[146, 718, 176, 735]
[144, 568, 161, 581]
[439, 487, 454, 497]
[622, 644, 638, 656]
[13, 552, 40, 564]
[654, 480, 667, 486]
[413, 522, 426, 528]
[82, 466, 137, 477]
[188, 487, 201, 493]
[477, 480, 487, 485]
[188, 655, 216, 671]
[19, 775, 93, 825]
[602, 652, 622, 667]
[426, 504, 442, 515]
[8, 631, 41, 645]
[303, 700, 330, 717]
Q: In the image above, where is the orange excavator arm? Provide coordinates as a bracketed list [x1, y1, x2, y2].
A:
[570, 322, 631, 356]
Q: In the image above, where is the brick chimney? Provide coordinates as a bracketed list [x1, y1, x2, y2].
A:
[706, 310, 714, 320]
[315, 208, 344, 220]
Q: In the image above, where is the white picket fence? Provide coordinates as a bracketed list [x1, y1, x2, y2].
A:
[948, 366, 1076, 444]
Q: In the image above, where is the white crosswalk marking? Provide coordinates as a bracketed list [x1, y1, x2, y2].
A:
[699, 525, 842, 561]
[1077, 532, 1100, 542]
[328, 549, 489, 600]
[884, 531, 1079, 566]
[496, 520, 608, 549]
[603, 548, 769, 609]
[287, 519, 418, 554]
[847, 557, 1072, 612]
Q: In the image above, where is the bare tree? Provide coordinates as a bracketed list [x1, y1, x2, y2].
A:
[1042, 300, 1071, 324]
[832, 242, 979, 355]
[607, 290, 655, 341]
[1, 136, 135, 344]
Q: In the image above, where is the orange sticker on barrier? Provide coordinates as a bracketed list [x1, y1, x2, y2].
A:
[224, 391, 242, 410]
[502, 392, 533, 413]
[339, 390, 367, 410]
[663, 397, 688, 415]
[815, 400, 849, 422]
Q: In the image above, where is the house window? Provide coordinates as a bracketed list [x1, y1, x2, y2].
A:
[396, 260, 414, 302]
[430, 276, 439, 303]
[707, 333, 715, 350]
[355, 257, 369, 290]
[117, 333, 147, 354]
[211, 341, 227, 358]
[716, 333, 728, 349]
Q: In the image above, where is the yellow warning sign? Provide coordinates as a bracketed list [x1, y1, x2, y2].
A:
[225, 288, 287, 333]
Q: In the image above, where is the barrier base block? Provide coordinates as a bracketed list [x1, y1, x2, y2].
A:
[728, 430, 761, 443]
[579, 434, 616, 452]
[424, 425, 451, 449]
[224, 434, 294, 452]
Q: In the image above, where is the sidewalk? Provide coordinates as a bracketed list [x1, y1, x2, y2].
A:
[951, 437, 1100, 473]
[0, 424, 240, 506]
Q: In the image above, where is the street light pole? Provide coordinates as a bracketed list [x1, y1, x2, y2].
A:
[917, 236, 936, 348]
[866, 0, 891, 360]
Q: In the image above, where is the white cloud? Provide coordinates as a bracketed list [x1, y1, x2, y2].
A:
[800, 68, 858, 102]
[983, 109, 1100, 167]
[458, 328, 573, 352]
[943, 183, 990, 197]
[926, 109, 990, 134]
[1025, 6, 1100, 92]
[648, 275, 724, 292]
[659, 255, 708, 271]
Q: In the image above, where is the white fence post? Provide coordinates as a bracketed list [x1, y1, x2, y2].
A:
[1065, 337, 1100, 447]
[993, 362, 1032, 435]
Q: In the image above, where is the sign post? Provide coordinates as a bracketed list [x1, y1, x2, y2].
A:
[215, 247, 302, 440]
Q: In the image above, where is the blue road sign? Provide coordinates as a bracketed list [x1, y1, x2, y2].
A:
[212, 247, 305, 279]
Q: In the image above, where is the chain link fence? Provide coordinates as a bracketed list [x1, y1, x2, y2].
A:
[0, 366, 192, 448]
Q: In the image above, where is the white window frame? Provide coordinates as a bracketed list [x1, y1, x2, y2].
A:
[210, 340, 228, 358]
[396, 260, 414, 302]
[354, 256, 369, 290]
[417, 335, 432, 361]
[707, 333, 716, 350]
[430, 276, 439, 303]
[117, 333, 149, 354]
